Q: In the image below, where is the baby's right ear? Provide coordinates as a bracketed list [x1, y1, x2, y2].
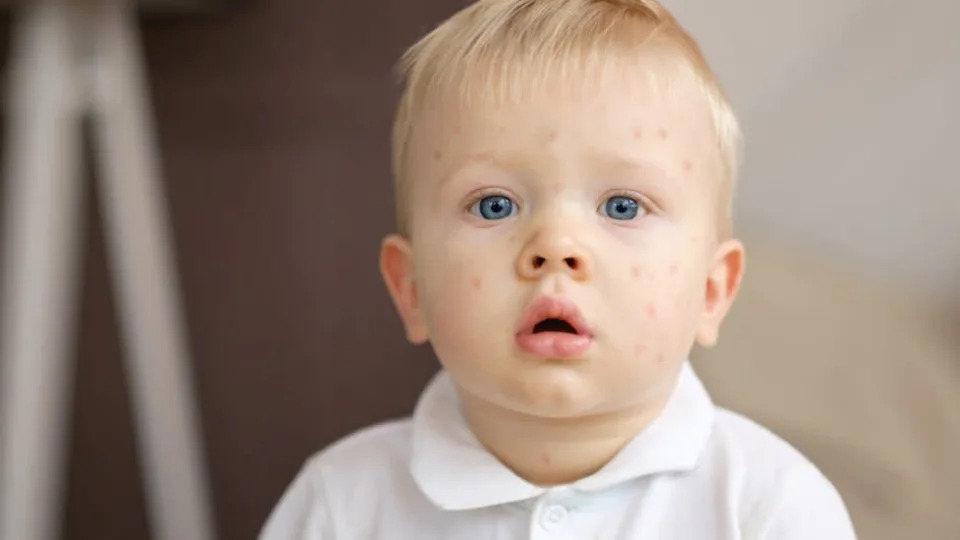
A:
[379, 235, 429, 344]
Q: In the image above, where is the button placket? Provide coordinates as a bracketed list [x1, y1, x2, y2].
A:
[540, 504, 568, 530]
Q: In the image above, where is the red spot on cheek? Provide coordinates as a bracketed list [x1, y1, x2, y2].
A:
[683, 160, 693, 173]
[659, 128, 669, 140]
[657, 354, 666, 364]
[647, 304, 657, 318]
[669, 264, 679, 276]
[542, 453, 551, 465]
[633, 127, 643, 140]
[631, 266, 641, 278]
[471, 277, 482, 290]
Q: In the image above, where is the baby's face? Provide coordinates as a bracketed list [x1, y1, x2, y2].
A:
[383, 58, 743, 419]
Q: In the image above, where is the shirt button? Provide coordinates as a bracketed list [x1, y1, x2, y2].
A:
[540, 504, 568, 530]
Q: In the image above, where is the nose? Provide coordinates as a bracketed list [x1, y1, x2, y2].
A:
[516, 228, 593, 282]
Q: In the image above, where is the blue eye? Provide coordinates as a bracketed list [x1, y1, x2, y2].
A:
[601, 195, 643, 220]
[471, 195, 517, 220]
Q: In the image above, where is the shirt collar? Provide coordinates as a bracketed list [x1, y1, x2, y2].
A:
[409, 362, 716, 511]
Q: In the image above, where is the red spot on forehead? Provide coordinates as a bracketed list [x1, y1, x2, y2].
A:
[657, 354, 666, 363]
[631, 266, 641, 278]
[683, 159, 693, 173]
[669, 264, 679, 276]
[633, 127, 643, 140]
[471, 277, 482, 290]
[647, 304, 657, 318]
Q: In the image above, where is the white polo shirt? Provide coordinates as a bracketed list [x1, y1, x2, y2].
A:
[260, 364, 856, 539]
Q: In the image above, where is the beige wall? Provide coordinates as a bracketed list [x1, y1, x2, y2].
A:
[668, 0, 960, 311]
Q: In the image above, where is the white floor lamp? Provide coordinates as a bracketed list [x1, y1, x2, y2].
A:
[0, 1, 217, 539]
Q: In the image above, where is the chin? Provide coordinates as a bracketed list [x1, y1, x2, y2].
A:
[498, 368, 601, 418]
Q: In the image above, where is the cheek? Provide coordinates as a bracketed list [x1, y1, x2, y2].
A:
[613, 248, 705, 353]
[418, 246, 511, 345]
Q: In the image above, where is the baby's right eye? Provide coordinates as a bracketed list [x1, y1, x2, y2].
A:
[469, 194, 518, 220]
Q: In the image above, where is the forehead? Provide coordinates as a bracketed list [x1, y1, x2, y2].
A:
[407, 52, 719, 176]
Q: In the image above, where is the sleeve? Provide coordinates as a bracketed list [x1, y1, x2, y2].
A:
[259, 458, 334, 540]
[748, 463, 858, 540]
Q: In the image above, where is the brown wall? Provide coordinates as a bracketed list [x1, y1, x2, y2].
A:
[3, 1, 462, 539]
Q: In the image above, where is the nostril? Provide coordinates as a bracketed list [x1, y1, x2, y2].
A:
[564, 257, 578, 270]
[533, 256, 546, 269]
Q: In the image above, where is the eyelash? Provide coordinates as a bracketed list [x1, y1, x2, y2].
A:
[460, 189, 658, 217]
[602, 190, 656, 213]
[463, 188, 518, 213]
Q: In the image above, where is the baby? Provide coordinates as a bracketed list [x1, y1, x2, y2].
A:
[261, 0, 856, 538]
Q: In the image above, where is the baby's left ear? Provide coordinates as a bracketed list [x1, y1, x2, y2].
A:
[696, 239, 745, 347]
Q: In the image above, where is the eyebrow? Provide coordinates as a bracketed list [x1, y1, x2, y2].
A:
[587, 151, 673, 181]
[440, 153, 518, 186]
[439, 150, 678, 190]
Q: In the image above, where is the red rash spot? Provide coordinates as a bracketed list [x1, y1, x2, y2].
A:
[683, 160, 693, 173]
[542, 453, 551, 465]
[631, 266, 641, 278]
[647, 304, 657, 318]
[633, 127, 643, 140]
[635, 344, 647, 356]
[669, 264, 679, 276]
[659, 128, 669, 140]
[471, 277, 482, 290]
[433, 151, 442, 161]
[657, 354, 666, 363]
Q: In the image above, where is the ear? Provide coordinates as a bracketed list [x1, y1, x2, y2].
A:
[696, 239, 745, 347]
[380, 234, 429, 344]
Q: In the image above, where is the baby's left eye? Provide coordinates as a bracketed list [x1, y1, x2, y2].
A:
[600, 195, 644, 220]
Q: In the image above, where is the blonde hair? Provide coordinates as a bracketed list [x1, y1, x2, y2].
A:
[392, 0, 742, 237]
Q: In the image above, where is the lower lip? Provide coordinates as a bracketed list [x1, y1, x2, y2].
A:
[516, 332, 593, 359]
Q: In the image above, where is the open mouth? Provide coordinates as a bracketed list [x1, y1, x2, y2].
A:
[518, 296, 591, 336]
[532, 318, 579, 334]
[516, 296, 593, 359]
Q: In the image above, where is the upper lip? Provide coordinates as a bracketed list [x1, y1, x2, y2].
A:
[516, 295, 592, 336]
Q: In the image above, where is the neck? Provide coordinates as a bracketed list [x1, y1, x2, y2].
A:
[458, 393, 669, 486]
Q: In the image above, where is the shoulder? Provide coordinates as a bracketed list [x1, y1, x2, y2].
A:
[709, 409, 858, 539]
[307, 418, 414, 492]
[711, 408, 810, 468]
[259, 419, 414, 539]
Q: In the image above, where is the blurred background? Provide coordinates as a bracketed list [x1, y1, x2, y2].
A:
[0, 0, 956, 539]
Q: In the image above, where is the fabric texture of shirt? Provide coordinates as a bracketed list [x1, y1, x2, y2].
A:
[259, 363, 857, 539]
